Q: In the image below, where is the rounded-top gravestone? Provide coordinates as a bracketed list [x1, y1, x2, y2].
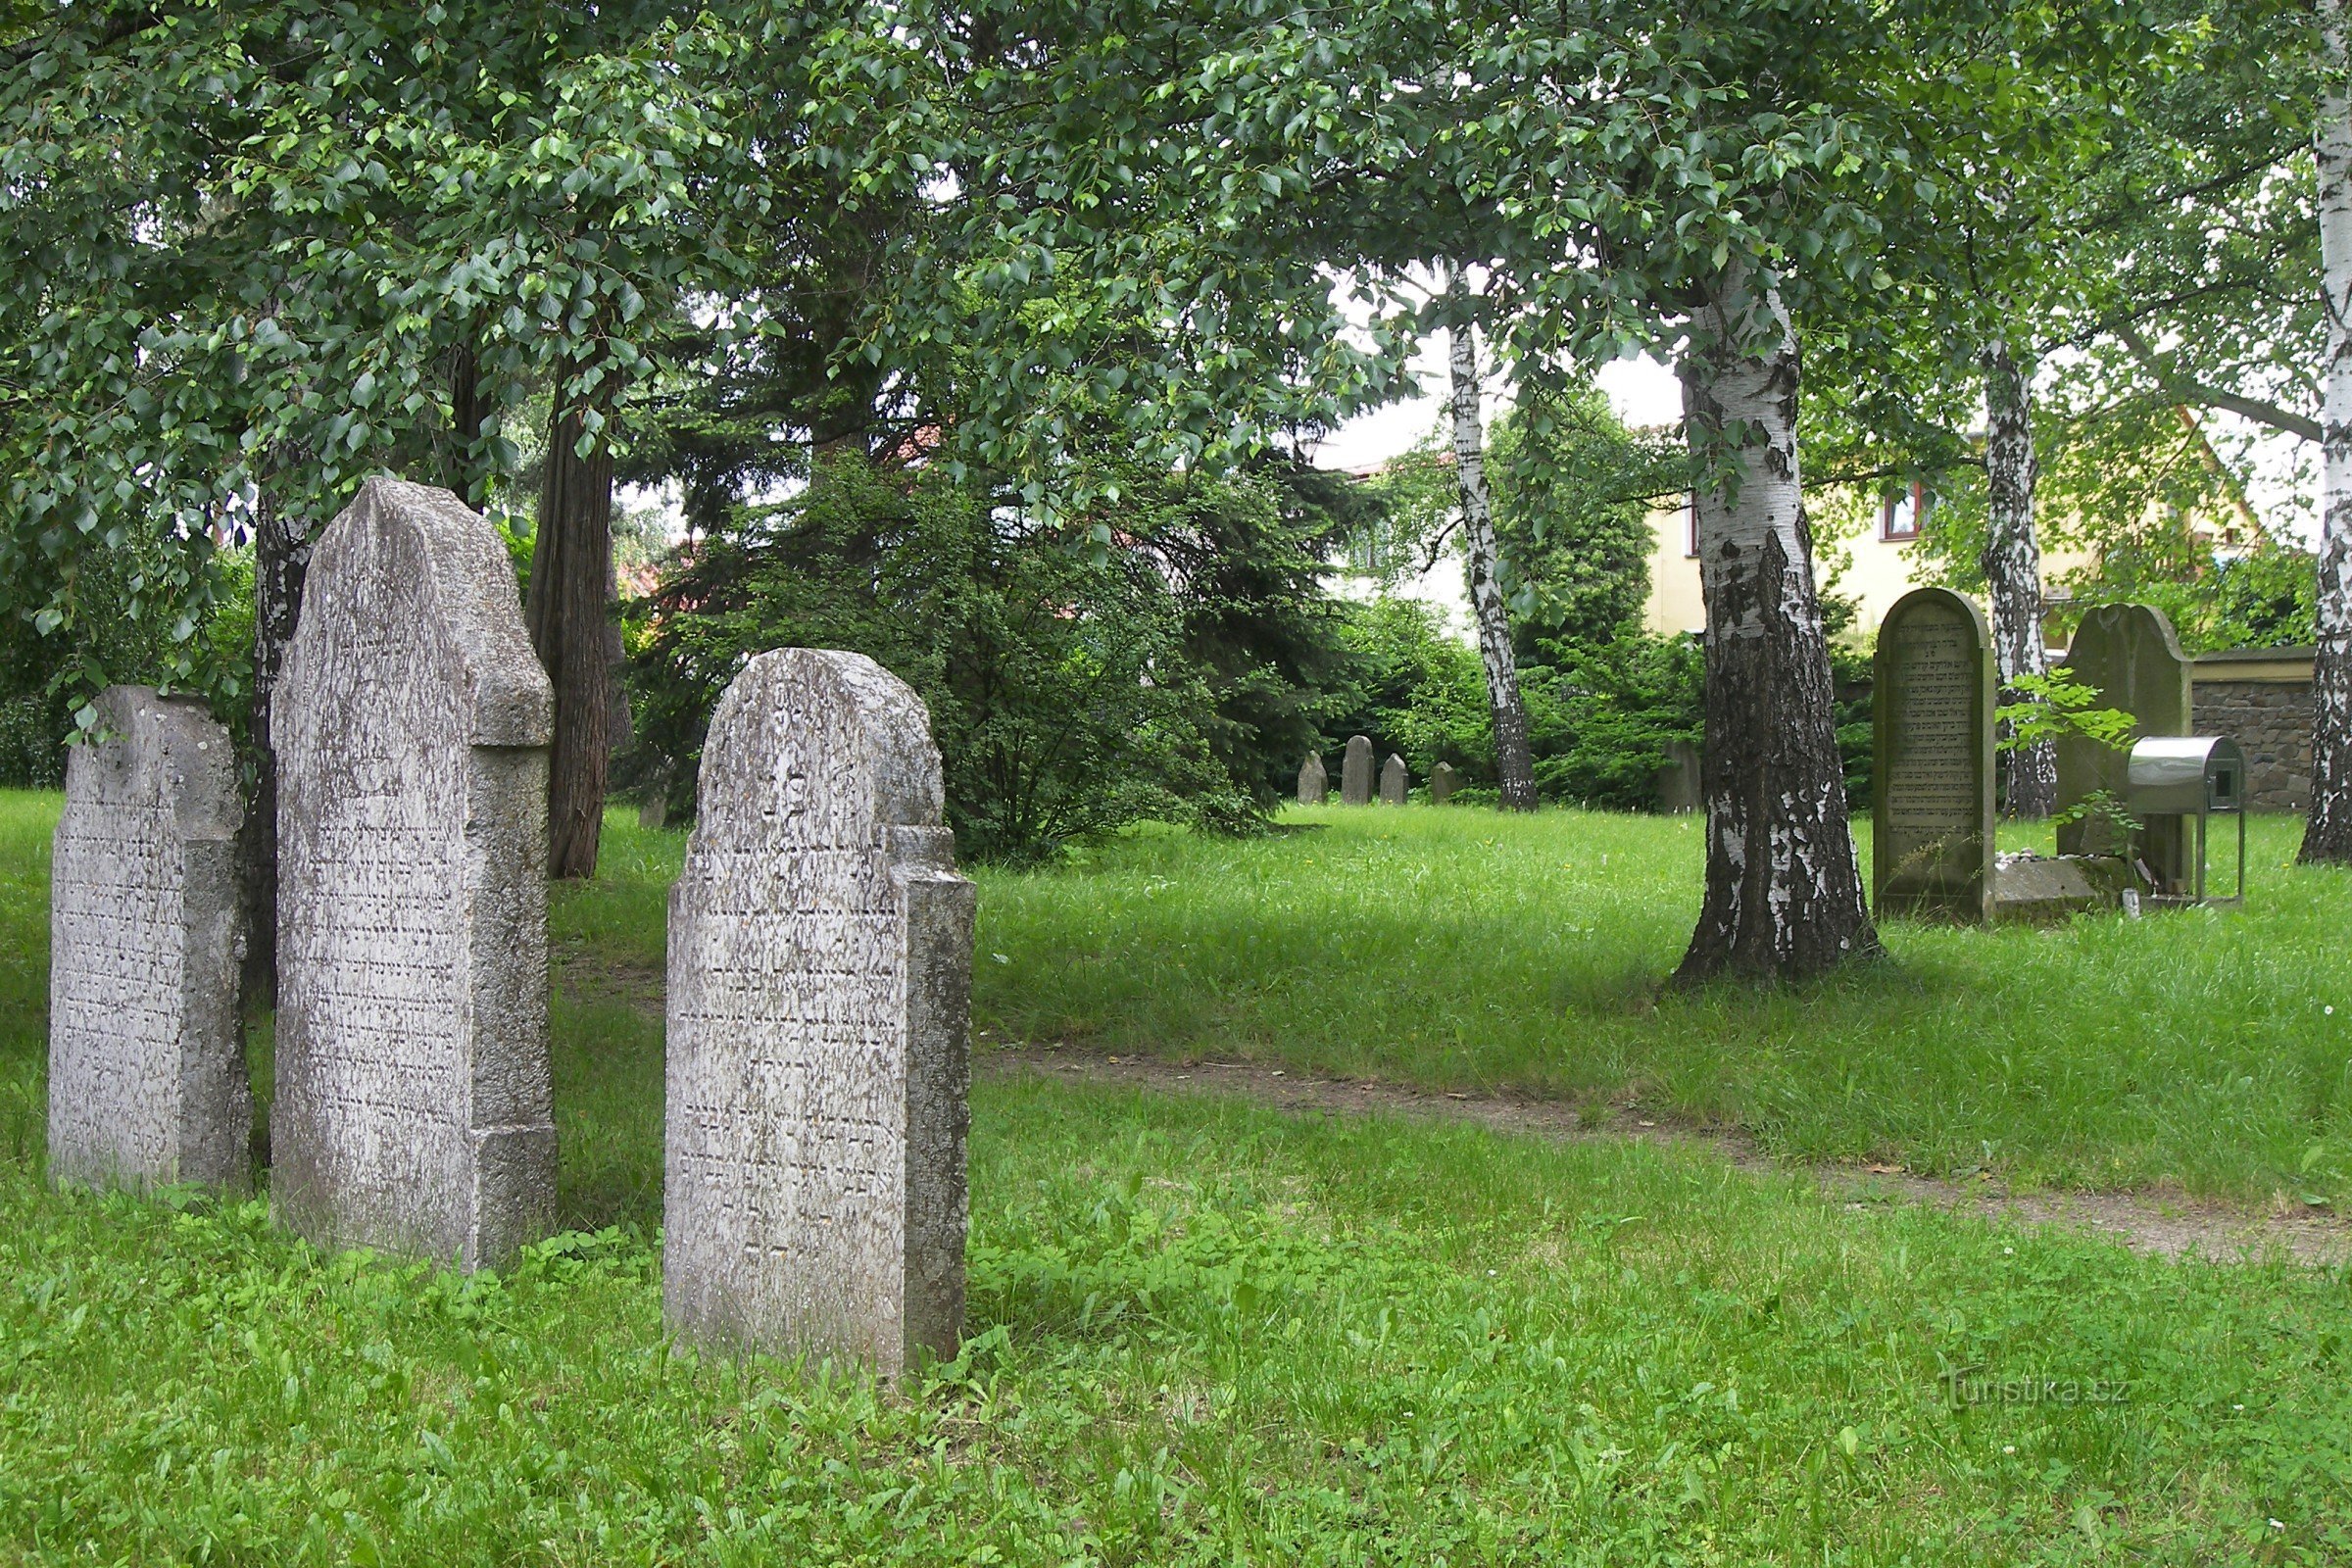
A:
[272, 476, 557, 1272]
[1873, 588, 1994, 922]
[1297, 751, 1328, 806]
[2057, 604, 2192, 887]
[665, 648, 976, 1377]
[1340, 735, 1375, 806]
[1379, 753, 1409, 805]
[48, 685, 249, 1193]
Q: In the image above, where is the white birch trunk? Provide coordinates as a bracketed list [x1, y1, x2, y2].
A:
[1676, 263, 1878, 979]
[1449, 320, 1538, 811]
[2308, 0, 2352, 862]
[1980, 339, 2057, 818]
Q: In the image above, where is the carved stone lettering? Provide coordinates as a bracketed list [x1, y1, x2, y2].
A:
[48, 686, 248, 1192]
[1340, 735, 1375, 806]
[273, 477, 555, 1270]
[664, 649, 976, 1376]
[1874, 589, 1995, 922]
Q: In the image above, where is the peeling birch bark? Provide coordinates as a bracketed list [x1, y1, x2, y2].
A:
[2308, 0, 2352, 864]
[1980, 339, 2056, 819]
[1449, 321, 1537, 811]
[1675, 266, 1880, 981]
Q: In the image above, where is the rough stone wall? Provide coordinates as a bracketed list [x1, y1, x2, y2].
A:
[2193, 679, 2315, 811]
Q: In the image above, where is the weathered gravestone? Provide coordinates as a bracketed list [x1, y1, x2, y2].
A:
[665, 649, 977, 1376]
[1297, 751, 1328, 806]
[273, 477, 556, 1270]
[1656, 739, 1701, 814]
[1380, 754, 1409, 805]
[1873, 588, 1995, 921]
[2057, 604, 2193, 891]
[48, 686, 249, 1193]
[1430, 761, 1460, 804]
[639, 760, 674, 831]
[1340, 735, 1375, 806]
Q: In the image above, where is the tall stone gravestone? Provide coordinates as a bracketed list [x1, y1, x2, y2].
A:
[1297, 751, 1328, 806]
[1430, 761, 1460, 804]
[273, 477, 556, 1271]
[1379, 754, 1409, 805]
[1873, 589, 1995, 921]
[1340, 735, 1375, 806]
[1656, 739, 1701, 814]
[665, 649, 977, 1376]
[48, 686, 249, 1193]
[2057, 604, 2193, 890]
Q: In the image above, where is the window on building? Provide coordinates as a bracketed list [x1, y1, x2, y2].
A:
[1881, 481, 1927, 542]
[1685, 494, 1700, 558]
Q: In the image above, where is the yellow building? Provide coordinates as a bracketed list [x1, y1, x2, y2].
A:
[1642, 486, 2094, 640]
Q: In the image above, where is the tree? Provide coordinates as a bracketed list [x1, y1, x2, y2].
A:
[1446, 314, 1537, 810]
[2313, 0, 2352, 863]
[1981, 341, 2058, 815]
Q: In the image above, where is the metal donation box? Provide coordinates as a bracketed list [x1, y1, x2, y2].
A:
[2125, 736, 2246, 906]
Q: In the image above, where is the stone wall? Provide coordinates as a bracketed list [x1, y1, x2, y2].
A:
[2191, 651, 2314, 812]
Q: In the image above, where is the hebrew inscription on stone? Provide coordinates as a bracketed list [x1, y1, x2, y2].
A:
[272, 477, 555, 1270]
[48, 685, 248, 1192]
[1874, 589, 1994, 922]
[665, 648, 975, 1377]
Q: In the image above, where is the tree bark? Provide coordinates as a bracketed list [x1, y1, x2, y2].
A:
[450, 334, 490, 510]
[239, 479, 312, 1007]
[527, 383, 615, 881]
[1674, 266, 1880, 982]
[1448, 320, 1538, 810]
[2308, 0, 2352, 864]
[1980, 339, 2057, 818]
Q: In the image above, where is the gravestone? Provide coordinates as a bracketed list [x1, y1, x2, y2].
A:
[1379, 754, 1409, 805]
[47, 686, 249, 1193]
[2057, 604, 2193, 890]
[273, 477, 556, 1271]
[1297, 751, 1328, 806]
[1656, 739, 1701, 814]
[665, 649, 976, 1376]
[1430, 761, 1460, 804]
[639, 760, 674, 831]
[1873, 588, 1995, 921]
[1340, 735, 1375, 806]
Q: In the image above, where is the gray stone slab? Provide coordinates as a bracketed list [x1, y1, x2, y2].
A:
[1656, 739, 1700, 814]
[2058, 604, 2193, 888]
[48, 685, 249, 1194]
[1340, 735, 1375, 806]
[1990, 854, 2143, 924]
[1297, 751, 1327, 806]
[1873, 588, 1995, 922]
[1379, 753, 1408, 805]
[272, 476, 555, 1271]
[664, 648, 975, 1378]
[1430, 761, 1460, 804]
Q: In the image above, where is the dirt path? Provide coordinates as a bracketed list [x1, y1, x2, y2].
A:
[552, 941, 2351, 1265]
[984, 1046, 2352, 1266]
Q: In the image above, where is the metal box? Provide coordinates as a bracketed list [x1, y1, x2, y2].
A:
[2124, 736, 2246, 904]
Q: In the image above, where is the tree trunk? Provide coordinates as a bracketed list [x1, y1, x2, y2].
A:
[1980, 338, 2057, 818]
[527, 384, 615, 881]
[1674, 266, 1880, 982]
[450, 334, 490, 510]
[2308, 0, 2352, 864]
[239, 479, 312, 1008]
[1448, 320, 1538, 810]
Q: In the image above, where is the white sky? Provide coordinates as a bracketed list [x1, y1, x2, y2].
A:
[1305, 345, 1684, 470]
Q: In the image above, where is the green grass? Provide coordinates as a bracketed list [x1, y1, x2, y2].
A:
[558, 800, 2352, 1205]
[6, 789, 2352, 1562]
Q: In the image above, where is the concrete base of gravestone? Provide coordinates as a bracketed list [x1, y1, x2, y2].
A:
[1990, 855, 2146, 923]
[48, 685, 250, 1195]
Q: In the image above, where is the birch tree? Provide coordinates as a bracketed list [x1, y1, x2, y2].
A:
[2308, 0, 2352, 863]
[1981, 340, 2058, 816]
[1446, 317, 1538, 811]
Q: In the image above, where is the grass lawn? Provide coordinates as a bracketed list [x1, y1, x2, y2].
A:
[4, 789, 2351, 1563]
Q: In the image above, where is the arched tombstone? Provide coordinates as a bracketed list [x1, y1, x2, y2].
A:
[1297, 751, 1328, 805]
[47, 685, 249, 1193]
[1340, 735, 1375, 806]
[665, 649, 977, 1376]
[1873, 588, 1995, 922]
[2057, 604, 2193, 890]
[273, 477, 556, 1271]
[1379, 753, 1409, 805]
